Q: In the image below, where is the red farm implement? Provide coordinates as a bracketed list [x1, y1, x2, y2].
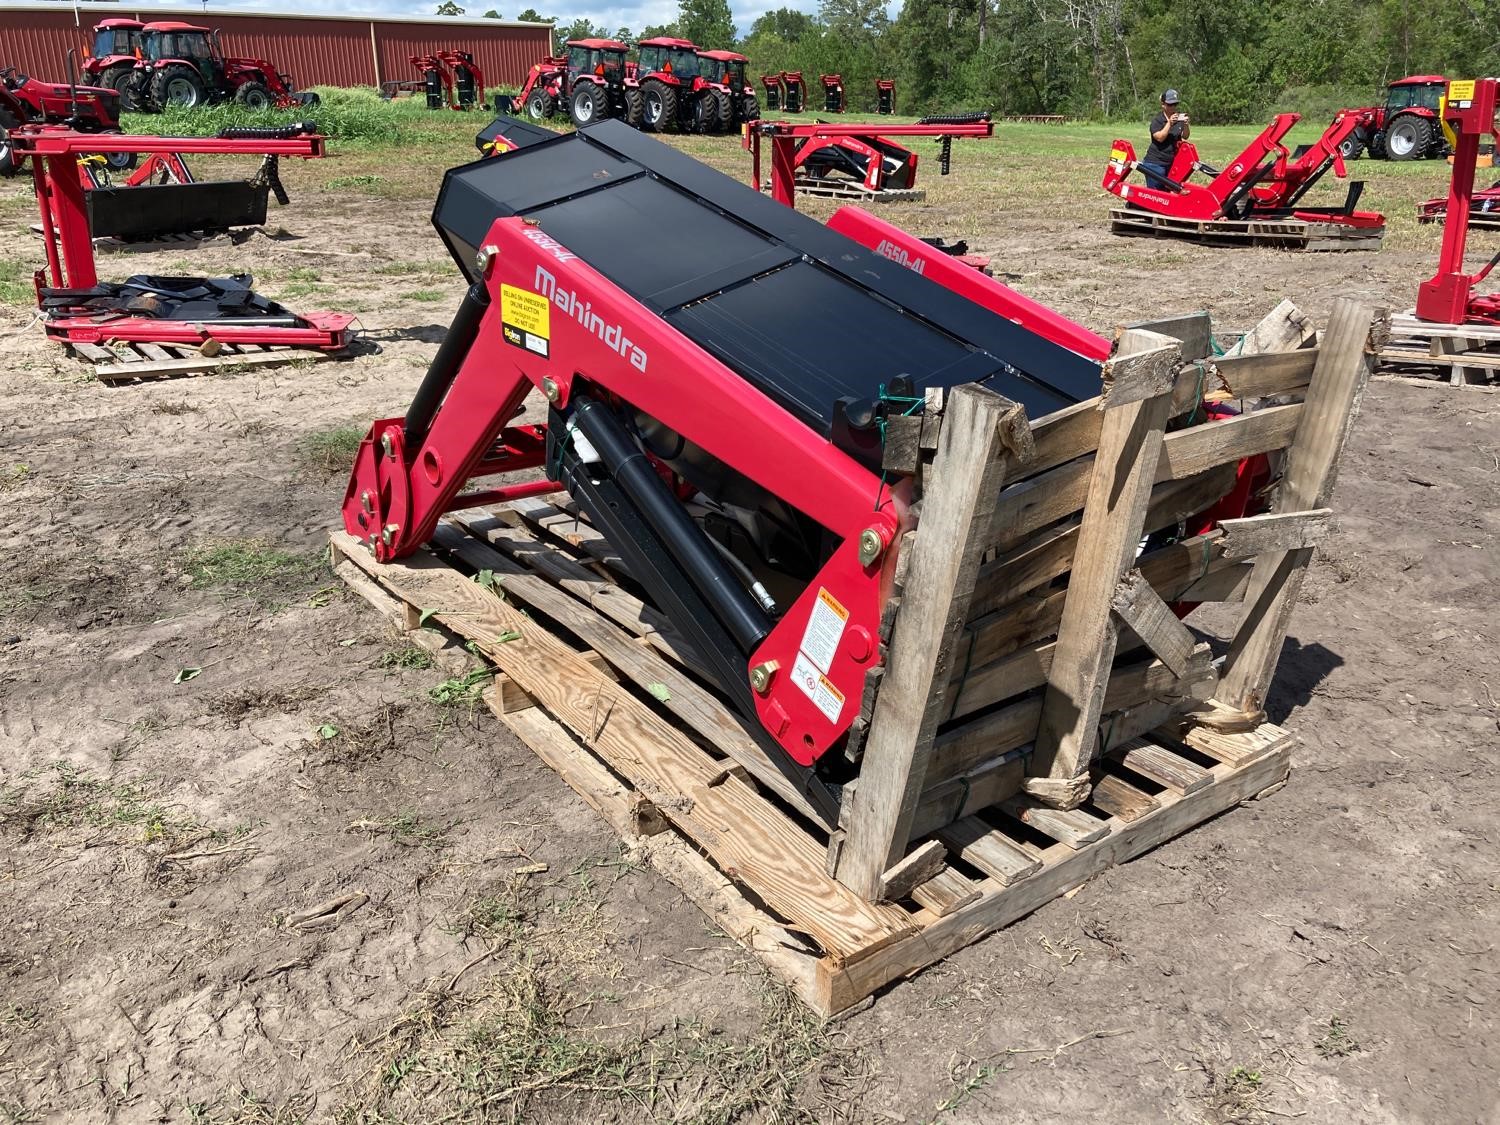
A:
[743, 112, 993, 206]
[403, 52, 486, 111]
[15, 123, 353, 360]
[760, 73, 782, 111]
[820, 74, 845, 113]
[0, 63, 132, 177]
[1383, 78, 1500, 386]
[875, 78, 895, 115]
[781, 70, 806, 113]
[332, 121, 1370, 1007]
[1102, 111, 1385, 251]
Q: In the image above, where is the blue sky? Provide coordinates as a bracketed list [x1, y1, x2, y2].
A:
[206, 0, 824, 37]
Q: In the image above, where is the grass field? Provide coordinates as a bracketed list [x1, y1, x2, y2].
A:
[2, 87, 1498, 1125]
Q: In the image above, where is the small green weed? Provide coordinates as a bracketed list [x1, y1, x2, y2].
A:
[428, 668, 494, 707]
[349, 811, 450, 848]
[0, 464, 31, 491]
[379, 645, 433, 671]
[375, 260, 440, 276]
[326, 173, 387, 190]
[299, 425, 365, 475]
[0, 260, 33, 308]
[0, 763, 199, 845]
[184, 541, 321, 602]
[1314, 1015, 1361, 1058]
[404, 289, 446, 303]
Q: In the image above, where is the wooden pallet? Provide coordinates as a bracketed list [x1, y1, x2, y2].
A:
[1417, 210, 1500, 229]
[69, 339, 335, 383]
[332, 296, 1380, 1013]
[1108, 208, 1383, 252]
[333, 523, 1293, 1014]
[1376, 311, 1500, 388]
[792, 179, 926, 203]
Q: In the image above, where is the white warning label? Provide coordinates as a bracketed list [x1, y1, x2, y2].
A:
[799, 587, 849, 674]
[792, 651, 846, 725]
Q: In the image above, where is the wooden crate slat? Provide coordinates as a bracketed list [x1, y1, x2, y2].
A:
[910, 867, 984, 916]
[936, 817, 1041, 885]
[1088, 773, 1159, 822]
[1115, 738, 1213, 794]
[999, 798, 1112, 848]
[92, 348, 329, 382]
[332, 531, 916, 960]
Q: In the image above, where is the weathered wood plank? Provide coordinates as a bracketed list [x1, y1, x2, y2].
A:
[333, 532, 914, 958]
[1028, 328, 1180, 807]
[835, 385, 1032, 901]
[1088, 772, 1159, 822]
[1218, 508, 1335, 560]
[1116, 738, 1213, 794]
[1218, 299, 1383, 715]
[93, 348, 327, 382]
[910, 867, 984, 916]
[936, 816, 1041, 885]
[1110, 570, 1200, 679]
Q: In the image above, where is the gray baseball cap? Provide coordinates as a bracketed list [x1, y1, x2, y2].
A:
[1162, 89, 1180, 104]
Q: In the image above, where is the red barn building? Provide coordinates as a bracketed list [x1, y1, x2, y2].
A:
[0, 2, 554, 89]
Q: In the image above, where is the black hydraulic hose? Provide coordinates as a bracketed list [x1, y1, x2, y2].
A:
[570, 395, 772, 654]
[216, 122, 318, 140]
[402, 277, 490, 451]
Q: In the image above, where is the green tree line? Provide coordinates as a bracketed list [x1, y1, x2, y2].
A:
[465, 0, 1498, 122]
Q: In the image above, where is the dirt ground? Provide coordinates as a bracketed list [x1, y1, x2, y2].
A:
[1, 127, 1498, 1125]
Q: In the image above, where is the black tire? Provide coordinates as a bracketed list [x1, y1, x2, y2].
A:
[121, 68, 152, 112]
[297, 91, 320, 108]
[97, 132, 138, 172]
[570, 82, 607, 128]
[0, 105, 19, 178]
[624, 86, 644, 128]
[691, 91, 716, 133]
[151, 64, 207, 110]
[1367, 129, 1386, 159]
[711, 89, 731, 132]
[1338, 132, 1363, 160]
[234, 81, 273, 110]
[98, 63, 136, 98]
[641, 79, 676, 132]
[525, 88, 555, 120]
[742, 93, 760, 122]
[1385, 114, 1432, 161]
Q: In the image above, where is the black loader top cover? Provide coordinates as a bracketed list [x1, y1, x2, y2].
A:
[434, 118, 1102, 438]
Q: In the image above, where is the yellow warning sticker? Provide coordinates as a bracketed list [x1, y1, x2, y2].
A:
[1110, 147, 1128, 162]
[502, 284, 550, 337]
[1448, 79, 1476, 102]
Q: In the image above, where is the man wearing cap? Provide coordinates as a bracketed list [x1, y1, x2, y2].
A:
[1141, 89, 1191, 190]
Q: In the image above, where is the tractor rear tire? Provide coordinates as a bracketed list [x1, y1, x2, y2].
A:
[624, 86, 644, 129]
[151, 65, 207, 110]
[641, 79, 676, 132]
[742, 93, 761, 122]
[1385, 114, 1432, 161]
[234, 81, 274, 110]
[570, 82, 607, 128]
[525, 89, 555, 120]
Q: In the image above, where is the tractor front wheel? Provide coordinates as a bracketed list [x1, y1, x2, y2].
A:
[742, 93, 761, 123]
[235, 81, 274, 110]
[1385, 114, 1432, 161]
[1367, 129, 1386, 159]
[570, 82, 606, 128]
[624, 86, 644, 129]
[121, 68, 152, 112]
[98, 63, 136, 98]
[641, 79, 676, 132]
[96, 132, 138, 172]
[0, 106, 19, 178]
[1338, 131, 1364, 160]
[525, 89, 555, 120]
[151, 65, 207, 110]
[711, 89, 731, 132]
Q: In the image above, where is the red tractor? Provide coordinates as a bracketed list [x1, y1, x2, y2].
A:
[1336, 75, 1455, 161]
[0, 66, 133, 177]
[698, 50, 760, 130]
[635, 36, 720, 133]
[515, 40, 637, 127]
[80, 19, 145, 104]
[124, 22, 317, 112]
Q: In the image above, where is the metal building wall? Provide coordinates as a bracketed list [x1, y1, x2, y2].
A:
[0, 5, 553, 88]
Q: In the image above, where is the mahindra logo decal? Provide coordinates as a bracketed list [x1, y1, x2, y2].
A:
[535, 266, 648, 373]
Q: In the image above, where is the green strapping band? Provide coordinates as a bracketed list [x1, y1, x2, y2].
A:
[947, 628, 978, 721]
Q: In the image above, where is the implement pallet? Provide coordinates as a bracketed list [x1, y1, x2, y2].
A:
[333, 296, 1380, 1014]
[1108, 207, 1383, 252]
[332, 522, 1292, 1014]
[1376, 311, 1500, 388]
[1417, 210, 1500, 230]
[68, 339, 335, 383]
[791, 179, 926, 203]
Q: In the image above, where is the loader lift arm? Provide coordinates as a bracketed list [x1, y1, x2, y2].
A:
[344, 118, 1105, 821]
